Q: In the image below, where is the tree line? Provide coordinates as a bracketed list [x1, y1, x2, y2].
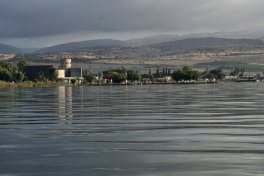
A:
[0, 60, 240, 84]
[83, 66, 227, 84]
[0, 60, 57, 82]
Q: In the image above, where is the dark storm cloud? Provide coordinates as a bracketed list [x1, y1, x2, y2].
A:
[1, 0, 264, 46]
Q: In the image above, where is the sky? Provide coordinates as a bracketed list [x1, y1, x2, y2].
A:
[1, 0, 264, 48]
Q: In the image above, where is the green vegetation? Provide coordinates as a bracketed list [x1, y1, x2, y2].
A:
[103, 68, 127, 83]
[172, 66, 226, 81]
[230, 67, 245, 76]
[83, 70, 96, 84]
[127, 70, 141, 82]
[172, 66, 200, 81]
[0, 80, 59, 88]
[48, 67, 58, 81]
[112, 72, 126, 83]
[14, 72, 25, 82]
[154, 67, 172, 78]
[0, 59, 243, 88]
[17, 59, 28, 72]
[0, 60, 60, 87]
[201, 69, 226, 80]
[0, 61, 25, 82]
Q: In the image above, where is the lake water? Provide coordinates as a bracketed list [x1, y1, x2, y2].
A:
[1, 83, 264, 176]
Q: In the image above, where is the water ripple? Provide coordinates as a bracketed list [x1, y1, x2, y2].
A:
[1, 83, 264, 175]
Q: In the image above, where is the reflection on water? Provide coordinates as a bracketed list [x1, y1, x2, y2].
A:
[58, 86, 84, 123]
[1, 83, 264, 176]
[58, 86, 73, 121]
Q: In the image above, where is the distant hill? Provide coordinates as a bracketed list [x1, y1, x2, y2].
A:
[181, 31, 264, 40]
[35, 37, 264, 55]
[0, 43, 20, 54]
[124, 32, 264, 47]
[38, 39, 125, 53]
[124, 34, 179, 47]
[148, 37, 264, 52]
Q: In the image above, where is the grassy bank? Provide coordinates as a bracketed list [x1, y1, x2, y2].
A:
[0, 81, 60, 88]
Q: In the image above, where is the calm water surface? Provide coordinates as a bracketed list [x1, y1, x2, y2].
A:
[1, 83, 264, 176]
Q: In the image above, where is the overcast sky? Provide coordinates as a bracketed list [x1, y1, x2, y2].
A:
[1, 0, 264, 48]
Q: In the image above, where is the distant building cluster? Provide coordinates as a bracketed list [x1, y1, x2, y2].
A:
[23, 56, 83, 84]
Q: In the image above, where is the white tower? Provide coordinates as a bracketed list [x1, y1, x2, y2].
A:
[60, 57, 72, 69]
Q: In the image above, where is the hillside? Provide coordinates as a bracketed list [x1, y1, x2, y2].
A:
[124, 34, 179, 47]
[38, 39, 125, 53]
[148, 37, 264, 52]
[11, 36, 264, 73]
[37, 37, 264, 56]
[0, 43, 20, 54]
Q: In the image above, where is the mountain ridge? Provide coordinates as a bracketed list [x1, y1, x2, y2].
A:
[38, 39, 125, 53]
[147, 37, 264, 52]
[1, 35, 264, 54]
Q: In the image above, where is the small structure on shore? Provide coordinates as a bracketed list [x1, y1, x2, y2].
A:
[57, 56, 83, 84]
[155, 76, 172, 83]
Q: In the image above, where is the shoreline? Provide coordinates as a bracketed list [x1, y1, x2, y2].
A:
[0, 81, 60, 88]
[0, 80, 258, 88]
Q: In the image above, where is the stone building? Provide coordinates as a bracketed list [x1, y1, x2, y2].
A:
[57, 57, 83, 84]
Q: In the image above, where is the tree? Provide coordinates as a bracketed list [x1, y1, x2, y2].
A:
[182, 66, 192, 73]
[112, 72, 126, 83]
[210, 69, 225, 80]
[148, 68, 152, 76]
[0, 67, 13, 81]
[172, 66, 201, 81]
[230, 67, 243, 76]
[103, 68, 126, 80]
[17, 60, 27, 72]
[189, 70, 200, 80]
[182, 66, 192, 80]
[162, 68, 166, 76]
[83, 70, 95, 84]
[149, 74, 154, 81]
[127, 70, 141, 82]
[14, 72, 25, 82]
[0, 61, 27, 82]
[141, 74, 149, 79]
[172, 70, 185, 81]
[0, 61, 15, 73]
[48, 68, 58, 81]
[155, 67, 160, 78]
[103, 71, 113, 80]
[201, 69, 210, 77]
